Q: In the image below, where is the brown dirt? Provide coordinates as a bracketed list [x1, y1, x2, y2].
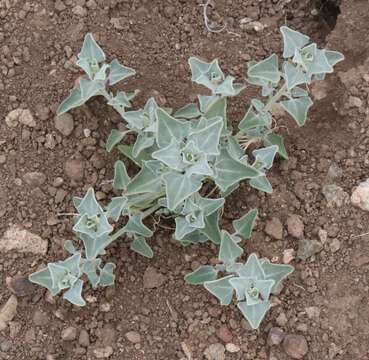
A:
[0, 0, 368, 359]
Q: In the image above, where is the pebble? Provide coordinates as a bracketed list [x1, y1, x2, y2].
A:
[283, 334, 308, 359]
[217, 324, 232, 343]
[287, 214, 304, 238]
[55, 113, 74, 136]
[23, 172, 46, 187]
[297, 239, 323, 261]
[348, 95, 362, 108]
[276, 312, 288, 327]
[125, 331, 141, 343]
[64, 157, 85, 182]
[305, 306, 320, 319]
[79, 329, 90, 347]
[329, 238, 341, 253]
[265, 217, 283, 240]
[267, 327, 285, 346]
[327, 163, 343, 180]
[9, 276, 36, 296]
[351, 178, 369, 211]
[72, 5, 87, 16]
[225, 343, 240, 353]
[61, 326, 77, 341]
[0, 154, 7, 164]
[0, 295, 18, 331]
[32, 310, 49, 326]
[143, 267, 166, 288]
[283, 249, 296, 264]
[0, 340, 12, 352]
[92, 346, 113, 359]
[204, 343, 225, 360]
[5, 108, 36, 128]
[322, 184, 349, 207]
[318, 229, 328, 244]
[0, 225, 48, 255]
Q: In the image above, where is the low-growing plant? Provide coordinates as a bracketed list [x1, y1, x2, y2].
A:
[29, 27, 343, 328]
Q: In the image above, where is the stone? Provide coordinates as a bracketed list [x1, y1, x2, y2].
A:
[327, 163, 343, 180]
[55, 113, 74, 136]
[0, 295, 18, 331]
[0, 225, 48, 255]
[98, 326, 116, 347]
[64, 157, 85, 182]
[143, 267, 166, 288]
[78, 329, 90, 347]
[329, 238, 341, 253]
[318, 229, 328, 244]
[351, 178, 369, 211]
[0, 340, 12, 352]
[276, 312, 288, 327]
[283, 249, 296, 264]
[5, 108, 35, 128]
[297, 239, 323, 261]
[72, 5, 87, 16]
[92, 346, 113, 358]
[287, 214, 304, 238]
[9, 322, 21, 338]
[90, 153, 105, 169]
[55, 0, 66, 11]
[283, 334, 308, 359]
[348, 96, 362, 108]
[23, 172, 46, 187]
[32, 310, 49, 326]
[305, 306, 320, 319]
[322, 184, 349, 208]
[9, 276, 36, 296]
[204, 343, 225, 360]
[265, 217, 283, 240]
[125, 331, 141, 343]
[225, 343, 240, 353]
[217, 324, 232, 343]
[61, 326, 77, 341]
[19, 109, 36, 127]
[267, 327, 285, 346]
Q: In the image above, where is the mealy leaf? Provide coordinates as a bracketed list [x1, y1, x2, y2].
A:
[219, 230, 244, 264]
[280, 96, 313, 126]
[78, 33, 105, 62]
[238, 253, 265, 280]
[247, 54, 280, 83]
[233, 208, 258, 239]
[76, 188, 104, 216]
[199, 208, 222, 245]
[118, 145, 152, 166]
[109, 59, 135, 85]
[123, 211, 153, 237]
[252, 145, 278, 170]
[79, 77, 105, 101]
[130, 236, 153, 258]
[261, 259, 294, 293]
[56, 88, 84, 116]
[174, 103, 201, 119]
[264, 134, 288, 160]
[105, 196, 126, 221]
[280, 26, 310, 58]
[237, 300, 271, 329]
[152, 138, 183, 171]
[249, 175, 273, 194]
[28, 267, 60, 296]
[62, 279, 86, 306]
[184, 266, 218, 284]
[113, 160, 130, 190]
[99, 262, 116, 286]
[283, 61, 307, 90]
[132, 134, 155, 158]
[106, 129, 130, 152]
[204, 275, 234, 305]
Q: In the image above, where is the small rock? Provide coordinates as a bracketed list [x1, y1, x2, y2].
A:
[79, 329, 90, 347]
[23, 172, 46, 187]
[204, 343, 225, 360]
[53, 177, 64, 187]
[318, 229, 328, 244]
[327, 163, 343, 180]
[283, 334, 308, 359]
[0, 340, 12, 352]
[0, 154, 7, 164]
[0, 225, 48, 255]
[305, 306, 320, 319]
[86, 0, 97, 9]
[64, 157, 85, 182]
[287, 214, 304, 238]
[283, 249, 296, 264]
[351, 178, 369, 211]
[265, 217, 283, 240]
[98, 326, 116, 347]
[267, 327, 285, 346]
[329, 238, 340, 253]
[348, 96, 362, 108]
[55, 113, 74, 136]
[61, 326, 77, 341]
[32, 310, 49, 326]
[125, 331, 141, 343]
[54, 0, 66, 11]
[92, 346, 113, 359]
[90, 153, 105, 169]
[0, 295, 18, 331]
[276, 312, 288, 327]
[72, 5, 87, 16]
[322, 184, 349, 207]
[9, 276, 36, 296]
[297, 239, 323, 261]
[217, 324, 232, 343]
[143, 267, 166, 288]
[19, 109, 36, 127]
[5, 108, 35, 128]
[225, 343, 240, 353]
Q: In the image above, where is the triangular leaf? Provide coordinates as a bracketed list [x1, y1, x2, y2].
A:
[105, 196, 126, 221]
[249, 175, 273, 194]
[185, 266, 218, 284]
[174, 103, 201, 119]
[237, 301, 271, 329]
[117, 144, 152, 167]
[109, 59, 135, 85]
[280, 96, 313, 126]
[113, 160, 130, 190]
[280, 26, 310, 58]
[283, 61, 307, 90]
[152, 138, 183, 171]
[123, 211, 153, 237]
[261, 259, 294, 293]
[252, 145, 279, 170]
[79, 233, 114, 260]
[99, 262, 116, 286]
[204, 275, 234, 305]
[199, 208, 222, 244]
[76, 188, 104, 216]
[239, 253, 265, 280]
[264, 134, 288, 160]
[248, 54, 280, 83]
[28, 267, 60, 296]
[56, 88, 84, 116]
[63, 279, 86, 306]
[130, 236, 153, 258]
[233, 208, 258, 239]
[324, 50, 344, 67]
[78, 33, 105, 62]
[132, 134, 155, 158]
[79, 78, 105, 101]
[106, 129, 130, 152]
[219, 231, 244, 264]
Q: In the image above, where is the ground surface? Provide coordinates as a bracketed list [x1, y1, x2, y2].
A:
[0, 0, 368, 359]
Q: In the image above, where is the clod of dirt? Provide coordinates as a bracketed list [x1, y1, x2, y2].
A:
[265, 217, 283, 240]
[64, 156, 85, 182]
[283, 248, 296, 264]
[283, 334, 309, 359]
[54, 113, 74, 136]
[23, 171, 47, 188]
[297, 239, 323, 261]
[287, 214, 304, 238]
[204, 343, 225, 360]
[125, 331, 141, 343]
[32, 310, 49, 327]
[9, 276, 36, 297]
[267, 327, 285, 346]
[327, 163, 343, 180]
[61, 326, 77, 341]
[0, 225, 48, 255]
[143, 266, 166, 288]
[225, 343, 240, 353]
[78, 329, 90, 347]
[322, 184, 349, 207]
[91, 346, 113, 359]
[216, 324, 232, 343]
[0, 295, 18, 331]
[351, 178, 369, 211]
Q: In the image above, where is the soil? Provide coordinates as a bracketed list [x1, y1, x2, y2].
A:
[0, 0, 368, 359]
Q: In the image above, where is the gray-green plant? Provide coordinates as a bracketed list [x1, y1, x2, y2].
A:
[29, 27, 343, 328]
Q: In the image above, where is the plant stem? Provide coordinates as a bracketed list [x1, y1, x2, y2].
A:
[142, 203, 161, 218]
[264, 83, 287, 112]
